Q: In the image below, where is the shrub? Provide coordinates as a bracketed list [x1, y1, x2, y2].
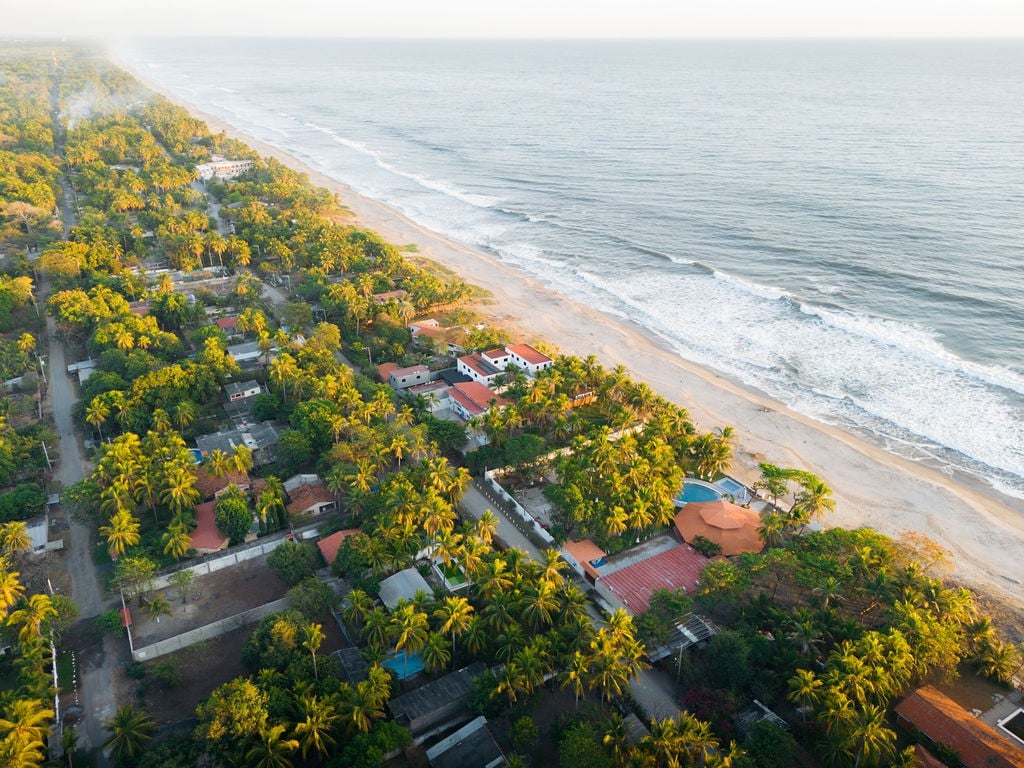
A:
[267, 540, 318, 585]
[691, 535, 722, 558]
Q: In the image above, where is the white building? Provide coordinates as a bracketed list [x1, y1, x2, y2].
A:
[195, 158, 254, 180]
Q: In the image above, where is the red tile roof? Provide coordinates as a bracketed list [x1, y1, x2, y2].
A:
[216, 316, 238, 331]
[193, 466, 250, 500]
[190, 500, 228, 553]
[507, 343, 551, 366]
[458, 353, 502, 380]
[599, 544, 710, 615]
[377, 362, 399, 383]
[410, 321, 444, 338]
[894, 686, 1023, 768]
[287, 482, 335, 515]
[373, 289, 408, 304]
[317, 528, 362, 566]
[449, 381, 505, 418]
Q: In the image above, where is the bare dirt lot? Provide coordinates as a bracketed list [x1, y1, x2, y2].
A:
[131, 556, 289, 646]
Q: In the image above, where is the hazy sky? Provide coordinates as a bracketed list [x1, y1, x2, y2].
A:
[3, 0, 1023, 39]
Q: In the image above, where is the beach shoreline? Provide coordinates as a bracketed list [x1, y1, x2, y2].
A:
[119, 58, 1024, 617]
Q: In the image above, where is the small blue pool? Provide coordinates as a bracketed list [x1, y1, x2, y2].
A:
[189, 449, 203, 465]
[675, 480, 724, 505]
[716, 477, 747, 496]
[383, 651, 425, 680]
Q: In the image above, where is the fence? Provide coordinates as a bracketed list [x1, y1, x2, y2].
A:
[149, 523, 321, 591]
[482, 470, 556, 546]
[132, 597, 290, 661]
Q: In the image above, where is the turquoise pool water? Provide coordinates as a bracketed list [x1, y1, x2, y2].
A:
[676, 481, 724, 504]
[383, 651, 425, 680]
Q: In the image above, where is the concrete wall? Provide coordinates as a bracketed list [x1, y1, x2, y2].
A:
[132, 597, 290, 662]
[150, 523, 320, 591]
[483, 471, 556, 545]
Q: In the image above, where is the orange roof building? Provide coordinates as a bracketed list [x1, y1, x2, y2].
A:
[287, 481, 335, 517]
[193, 466, 251, 501]
[190, 500, 229, 554]
[673, 499, 764, 556]
[317, 528, 362, 566]
[562, 539, 607, 581]
[894, 686, 1024, 768]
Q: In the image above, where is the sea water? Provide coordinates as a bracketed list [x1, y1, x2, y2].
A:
[117, 39, 1024, 498]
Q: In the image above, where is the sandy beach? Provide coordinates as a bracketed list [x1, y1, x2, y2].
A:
[122, 64, 1024, 615]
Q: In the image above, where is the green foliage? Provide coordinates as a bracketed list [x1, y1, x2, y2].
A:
[214, 487, 252, 544]
[149, 659, 182, 690]
[558, 721, 613, 768]
[275, 429, 313, 476]
[95, 608, 127, 636]
[0, 482, 45, 522]
[691, 534, 722, 558]
[267, 540, 318, 586]
[742, 721, 796, 768]
[511, 715, 540, 753]
[287, 576, 335, 618]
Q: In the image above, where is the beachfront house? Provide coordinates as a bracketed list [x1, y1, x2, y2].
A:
[456, 343, 553, 384]
[195, 157, 254, 180]
[448, 381, 506, 422]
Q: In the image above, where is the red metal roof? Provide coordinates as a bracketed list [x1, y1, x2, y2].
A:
[215, 316, 238, 330]
[449, 381, 505, 417]
[895, 686, 1024, 768]
[599, 544, 710, 615]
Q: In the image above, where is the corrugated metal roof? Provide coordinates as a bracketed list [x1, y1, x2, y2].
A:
[599, 544, 710, 615]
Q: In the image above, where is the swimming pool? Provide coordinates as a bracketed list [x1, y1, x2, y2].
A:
[383, 651, 425, 680]
[715, 477, 746, 496]
[674, 479, 724, 505]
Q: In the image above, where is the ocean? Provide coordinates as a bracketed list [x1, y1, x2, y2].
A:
[116, 39, 1024, 499]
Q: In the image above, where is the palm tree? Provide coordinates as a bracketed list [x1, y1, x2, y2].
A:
[8, 594, 56, 642]
[85, 398, 110, 441]
[343, 589, 374, 633]
[0, 569, 26, 618]
[787, 669, 823, 724]
[144, 594, 173, 623]
[173, 399, 198, 431]
[206, 449, 232, 479]
[421, 632, 452, 673]
[475, 510, 499, 545]
[0, 698, 52, 747]
[100, 511, 141, 558]
[362, 607, 390, 650]
[844, 704, 895, 768]
[0, 521, 31, 556]
[561, 651, 588, 709]
[792, 478, 836, 527]
[101, 705, 155, 762]
[391, 605, 429, 679]
[161, 520, 192, 561]
[246, 724, 298, 768]
[434, 595, 474, 651]
[341, 681, 385, 734]
[302, 623, 325, 680]
[161, 467, 200, 517]
[758, 512, 786, 548]
[292, 695, 338, 761]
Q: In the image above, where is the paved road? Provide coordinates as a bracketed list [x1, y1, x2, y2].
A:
[459, 482, 682, 721]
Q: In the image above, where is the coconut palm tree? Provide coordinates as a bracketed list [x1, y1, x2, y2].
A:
[100, 510, 141, 558]
[0, 569, 26, 618]
[421, 632, 452, 674]
[246, 724, 298, 768]
[161, 520, 192, 561]
[0, 698, 52, 747]
[342, 589, 374, 634]
[434, 595, 473, 648]
[391, 605, 429, 680]
[205, 449, 232, 479]
[101, 705, 155, 762]
[362, 607, 390, 651]
[0, 521, 32, 556]
[8, 594, 56, 642]
[302, 623, 325, 680]
[787, 669, 823, 724]
[561, 651, 589, 710]
[144, 594, 173, 623]
[475, 510, 499, 545]
[758, 512, 786, 548]
[161, 467, 200, 517]
[85, 398, 110, 441]
[292, 694, 338, 761]
[843, 704, 895, 768]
